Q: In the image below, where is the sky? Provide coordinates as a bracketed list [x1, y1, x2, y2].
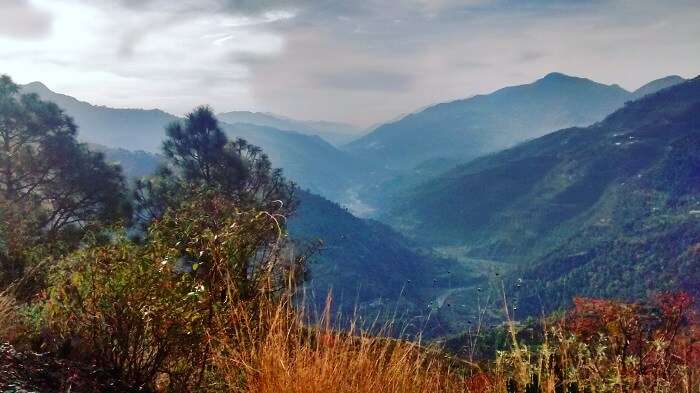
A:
[1, 0, 699, 127]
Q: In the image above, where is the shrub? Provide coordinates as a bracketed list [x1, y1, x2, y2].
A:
[44, 192, 309, 390]
[45, 236, 203, 388]
[493, 292, 700, 392]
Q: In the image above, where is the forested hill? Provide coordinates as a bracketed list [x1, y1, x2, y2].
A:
[290, 191, 475, 334]
[385, 76, 700, 315]
[345, 73, 685, 170]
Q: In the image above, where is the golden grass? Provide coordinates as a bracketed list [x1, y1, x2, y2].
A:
[202, 293, 700, 393]
[0, 292, 21, 342]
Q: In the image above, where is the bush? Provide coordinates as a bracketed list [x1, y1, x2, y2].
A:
[44, 193, 309, 390]
[493, 292, 700, 392]
[45, 236, 203, 388]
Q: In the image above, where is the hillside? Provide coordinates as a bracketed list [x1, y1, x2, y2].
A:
[217, 111, 362, 146]
[20, 82, 178, 153]
[632, 75, 686, 99]
[290, 192, 476, 335]
[346, 73, 685, 170]
[219, 123, 368, 201]
[385, 76, 700, 316]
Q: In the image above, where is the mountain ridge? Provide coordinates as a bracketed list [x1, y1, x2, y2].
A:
[345, 72, 686, 171]
[217, 110, 364, 146]
[21, 81, 178, 153]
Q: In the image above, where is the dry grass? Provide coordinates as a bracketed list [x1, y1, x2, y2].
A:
[198, 292, 700, 393]
[17, 280, 700, 393]
[0, 292, 22, 342]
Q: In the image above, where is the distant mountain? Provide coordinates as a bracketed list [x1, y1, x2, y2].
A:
[20, 82, 368, 201]
[346, 73, 686, 170]
[385, 76, 700, 316]
[632, 75, 686, 99]
[89, 144, 163, 180]
[217, 111, 363, 146]
[219, 122, 369, 200]
[21, 82, 177, 153]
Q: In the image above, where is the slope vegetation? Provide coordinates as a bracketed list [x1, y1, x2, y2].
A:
[387, 76, 700, 315]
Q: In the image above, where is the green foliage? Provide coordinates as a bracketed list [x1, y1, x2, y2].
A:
[135, 106, 296, 225]
[45, 192, 309, 390]
[0, 74, 129, 290]
[46, 237, 202, 388]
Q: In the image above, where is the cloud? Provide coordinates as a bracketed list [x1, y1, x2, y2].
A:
[240, 0, 700, 124]
[516, 50, 546, 63]
[312, 69, 414, 92]
[0, 0, 53, 39]
[0, 0, 699, 126]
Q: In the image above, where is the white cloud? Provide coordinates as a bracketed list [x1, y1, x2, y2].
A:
[0, 0, 291, 114]
[0, 0, 698, 126]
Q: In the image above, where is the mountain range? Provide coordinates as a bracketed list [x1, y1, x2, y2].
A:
[345, 73, 687, 171]
[20, 82, 367, 201]
[383, 76, 700, 322]
[217, 111, 363, 146]
[22, 73, 685, 211]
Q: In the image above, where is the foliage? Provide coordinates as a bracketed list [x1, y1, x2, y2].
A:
[134, 106, 296, 226]
[492, 293, 700, 393]
[46, 239, 200, 388]
[44, 191, 309, 390]
[0, 293, 22, 343]
[0, 74, 129, 289]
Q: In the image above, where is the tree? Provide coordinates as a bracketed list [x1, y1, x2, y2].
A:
[135, 106, 296, 225]
[0, 74, 129, 286]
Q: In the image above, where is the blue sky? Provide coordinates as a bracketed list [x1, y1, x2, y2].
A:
[1, 0, 699, 126]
